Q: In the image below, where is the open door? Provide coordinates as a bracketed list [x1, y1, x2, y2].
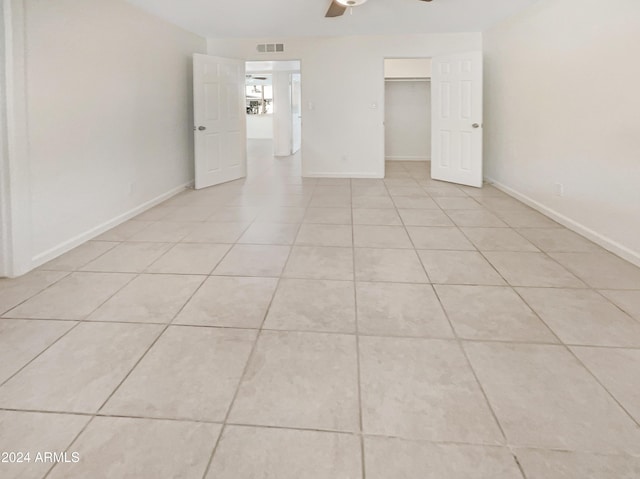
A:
[431, 52, 483, 188]
[193, 54, 247, 189]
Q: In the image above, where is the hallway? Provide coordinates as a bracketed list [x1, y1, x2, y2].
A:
[1, 160, 640, 478]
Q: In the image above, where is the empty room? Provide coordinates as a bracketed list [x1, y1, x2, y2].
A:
[1, 0, 639, 477]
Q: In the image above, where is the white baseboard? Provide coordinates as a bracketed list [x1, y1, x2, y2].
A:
[30, 181, 193, 269]
[385, 156, 431, 162]
[486, 177, 640, 268]
[304, 172, 383, 179]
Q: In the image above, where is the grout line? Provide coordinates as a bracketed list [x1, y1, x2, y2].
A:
[350, 179, 367, 479]
[200, 173, 313, 479]
[0, 270, 141, 389]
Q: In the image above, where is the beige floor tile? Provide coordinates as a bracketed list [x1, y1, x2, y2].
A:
[0, 322, 162, 413]
[398, 208, 454, 226]
[352, 208, 402, 226]
[493, 208, 560, 228]
[48, 417, 220, 479]
[435, 285, 557, 342]
[446, 209, 508, 227]
[599, 289, 640, 320]
[5, 272, 134, 320]
[484, 252, 585, 287]
[41, 241, 119, 271]
[518, 288, 640, 347]
[356, 282, 452, 338]
[388, 186, 428, 197]
[354, 225, 413, 249]
[265, 279, 356, 333]
[229, 331, 359, 431]
[309, 196, 352, 208]
[146, 243, 230, 274]
[392, 196, 439, 209]
[161, 205, 216, 222]
[359, 336, 503, 443]
[516, 448, 640, 479]
[88, 274, 204, 324]
[549, 252, 640, 289]
[81, 242, 172, 273]
[94, 220, 155, 241]
[238, 222, 300, 245]
[477, 197, 527, 211]
[214, 244, 290, 277]
[462, 228, 538, 252]
[295, 224, 352, 247]
[174, 276, 278, 328]
[103, 327, 256, 421]
[206, 206, 261, 223]
[0, 411, 90, 479]
[517, 228, 602, 252]
[0, 319, 76, 384]
[435, 197, 483, 210]
[206, 426, 361, 479]
[407, 226, 475, 250]
[352, 196, 395, 209]
[571, 346, 640, 423]
[355, 248, 428, 283]
[314, 185, 351, 195]
[365, 437, 522, 479]
[424, 186, 469, 197]
[181, 222, 249, 243]
[303, 207, 352, 224]
[283, 246, 354, 280]
[352, 185, 388, 197]
[128, 221, 197, 242]
[462, 185, 507, 197]
[135, 204, 177, 221]
[0, 270, 67, 315]
[464, 342, 640, 454]
[418, 250, 506, 285]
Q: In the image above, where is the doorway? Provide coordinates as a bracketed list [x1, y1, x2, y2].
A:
[383, 58, 432, 178]
[245, 60, 302, 178]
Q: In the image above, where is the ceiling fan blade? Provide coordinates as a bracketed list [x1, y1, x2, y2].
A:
[326, 1, 347, 17]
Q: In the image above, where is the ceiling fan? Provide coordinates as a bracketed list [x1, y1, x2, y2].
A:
[326, 0, 432, 18]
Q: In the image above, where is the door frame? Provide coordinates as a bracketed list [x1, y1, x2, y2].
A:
[382, 57, 433, 178]
[1, 0, 32, 278]
[244, 58, 303, 172]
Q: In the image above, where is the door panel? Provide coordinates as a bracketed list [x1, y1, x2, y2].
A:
[431, 51, 483, 188]
[194, 54, 246, 189]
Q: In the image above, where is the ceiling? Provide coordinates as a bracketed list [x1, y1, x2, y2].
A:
[126, 0, 540, 38]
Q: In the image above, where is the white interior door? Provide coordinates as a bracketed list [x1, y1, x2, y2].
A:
[193, 54, 246, 189]
[291, 73, 302, 154]
[431, 51, 483, 188]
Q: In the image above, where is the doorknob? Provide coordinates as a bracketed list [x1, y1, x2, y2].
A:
[472, 123, 480, 129]
[198, 126, 206, 131]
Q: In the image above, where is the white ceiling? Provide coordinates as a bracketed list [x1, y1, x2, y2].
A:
[126, 0, 540, 38]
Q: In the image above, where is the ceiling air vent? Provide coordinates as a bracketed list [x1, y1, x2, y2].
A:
[256, 43, 285, 53]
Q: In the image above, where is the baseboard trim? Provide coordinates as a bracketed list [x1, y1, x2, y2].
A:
[486, 177, 640, 268]
[304, 172, 383, 179]
[385, 156, 431, 162]
[30, 181, 193, 269]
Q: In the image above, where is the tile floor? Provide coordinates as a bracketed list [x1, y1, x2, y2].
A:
[1, 151, 640, 478]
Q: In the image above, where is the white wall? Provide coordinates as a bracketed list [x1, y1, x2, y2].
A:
[208, 33, 481, 177]
[247, 115, 273, 139]
[272, 71, 293, 157]
[384, 58, 431, 79]
[484, 0, 640, 265]
[384, 80, 431, 161]
[0, 1, 8, 276]
[20, 0, 205, 268]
